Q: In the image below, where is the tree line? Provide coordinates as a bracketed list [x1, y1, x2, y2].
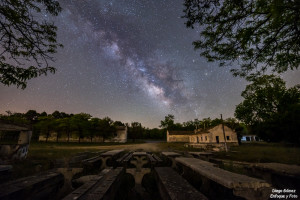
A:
[0, 110, 249, 143]
[0, 111, 167, 142]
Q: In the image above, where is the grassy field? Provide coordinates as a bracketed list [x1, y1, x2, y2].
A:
[214, 142, 300, 165]
[20, 141, 300, 165]
[5, 141, 300, 182]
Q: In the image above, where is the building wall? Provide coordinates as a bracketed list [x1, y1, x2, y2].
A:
[167, 130, 191, 142]
[189, 124, 238, 144]
[38, 128, 127, 143]
[208, 124, 238, 143]
[168, 135, 190, 142]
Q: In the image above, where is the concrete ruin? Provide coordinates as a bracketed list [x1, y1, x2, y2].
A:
[1, 149, 299, 200]
[0, 120, 32, 161]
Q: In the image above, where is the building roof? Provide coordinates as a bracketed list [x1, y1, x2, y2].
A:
[168, 130, 195, 135]
[195, 124, 233, 135]
[0, 120, 31, 131]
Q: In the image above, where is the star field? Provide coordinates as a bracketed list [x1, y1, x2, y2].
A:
[0, 0, 299, 128]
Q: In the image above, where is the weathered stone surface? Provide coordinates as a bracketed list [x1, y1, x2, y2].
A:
[101, 149, 124, 156]
[176, 157, 272, 200]
[0, 171, 64, 200]
[155, 167, 208, 200]
[132, 151, 147, 156]
[73, 175, 101, 186]
[63, 167, 124, 200]
[161, 152, 181, 157]
[0, 165, 12, 172]
[176, 157, 270, 189]
[189, 152, 213, 156]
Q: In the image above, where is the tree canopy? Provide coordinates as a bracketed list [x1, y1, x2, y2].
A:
[235, 75, 300, 143]
[183, 0, 300, 78]
[0, 0, 62, 89]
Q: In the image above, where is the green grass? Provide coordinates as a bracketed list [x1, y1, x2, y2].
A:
[214, 142, 300, 165]
[5, 141, 300, 183]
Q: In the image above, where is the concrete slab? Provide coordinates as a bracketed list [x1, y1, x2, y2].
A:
[155, 167, 208, 200]
[161, 152, 181, 157]
[101, 149, 124, 156]
[189, 152, 213, 156]
[132, 152, 147, 156]
[176, 157, 271, 200]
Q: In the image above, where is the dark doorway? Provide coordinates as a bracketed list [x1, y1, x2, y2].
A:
[216, 136, 219, 143]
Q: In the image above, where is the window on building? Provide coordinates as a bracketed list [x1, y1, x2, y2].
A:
[201, 136, 203, 141]
[226, 136, 230, 140]
[205, 136, 207, 141]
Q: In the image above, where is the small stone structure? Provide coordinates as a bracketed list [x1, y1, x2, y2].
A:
[0, 120, 32, 161]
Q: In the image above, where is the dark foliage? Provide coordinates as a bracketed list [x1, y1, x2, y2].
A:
[183, 0, 300, 78]
[0, 0, 62, 88]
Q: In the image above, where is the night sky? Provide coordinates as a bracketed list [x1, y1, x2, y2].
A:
[0, 0, 299, 128]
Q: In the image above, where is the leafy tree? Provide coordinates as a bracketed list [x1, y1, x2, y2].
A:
[99, 117, 115, 142]
[182, 120, 196, 131]
[235, 75, 287, 125]
[183, 0, 300, 78]
[128, 122, 143, 142]
[201, 117, 212, 129]
[235, 75, 300, 143]
[34, 115, 55, 142]
[70, 113, 91, 143]
[89, 117, 102, 142]
[40, 111, 48, 117]
[57, 117, 72, 142]
[52, 111, 69, 119]
[160, 114, 175, 130]
[113, 121, 125, 127]
[0, 0, 62, 89]
[0, 111, 29, 125]
[211, 118, 222, 127]
[24, 110, 39, 122]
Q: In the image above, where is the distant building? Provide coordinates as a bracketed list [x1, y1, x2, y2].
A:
[39, 126, 128, 143]
[167, 124, 239, 150]
[241, 135, 260, 142]
[167, 130, 195, 142]
[189, 124, 238, 145]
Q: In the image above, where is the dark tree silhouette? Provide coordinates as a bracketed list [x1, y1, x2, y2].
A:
[183, 0, 300, 78]
[0, 0, 62, 88]
[235, 75, 300, 143]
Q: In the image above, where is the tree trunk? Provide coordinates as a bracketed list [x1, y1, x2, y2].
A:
[46, 130, 49, 143]
[67, 130, 70, 142]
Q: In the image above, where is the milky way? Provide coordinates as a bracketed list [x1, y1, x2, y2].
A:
[0, 0, 299, 127]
